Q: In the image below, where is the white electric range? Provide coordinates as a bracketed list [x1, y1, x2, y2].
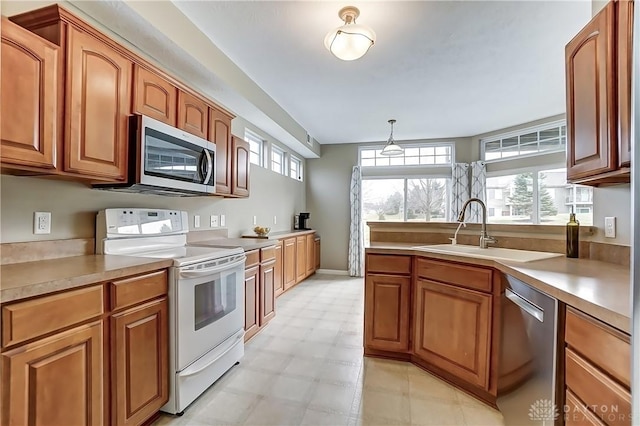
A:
[96, 208, 246, 415]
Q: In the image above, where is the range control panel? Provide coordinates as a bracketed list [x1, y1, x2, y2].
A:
[98, 208, 188, 237]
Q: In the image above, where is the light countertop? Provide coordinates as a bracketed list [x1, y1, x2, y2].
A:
[0, 255, 173, 304]
[367, 242, 631, 334]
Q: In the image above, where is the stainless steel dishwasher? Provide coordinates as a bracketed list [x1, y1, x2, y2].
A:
[497, 275, 558, 426]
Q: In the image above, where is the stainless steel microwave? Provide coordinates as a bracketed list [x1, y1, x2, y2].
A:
[93, 114, 216, 196]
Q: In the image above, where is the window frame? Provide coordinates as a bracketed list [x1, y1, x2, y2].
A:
[244, 129, 264, 167]
[480, 120, 567, 163]
[358, 142, 456, 169]
[271, 145, 285, 175]
[290, 155, 303, 181]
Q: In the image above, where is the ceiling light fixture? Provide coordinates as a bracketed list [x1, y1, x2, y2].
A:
[380, 119, 404, 156]
[324, 6, 376, 61]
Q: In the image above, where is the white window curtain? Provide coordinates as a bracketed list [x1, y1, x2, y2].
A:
[450, 163, 470, 220]
[348, 166, 364, 277]
[469, 161, 487, 223]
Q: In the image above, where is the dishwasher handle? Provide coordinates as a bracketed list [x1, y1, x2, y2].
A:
[505, 288, 544, 323]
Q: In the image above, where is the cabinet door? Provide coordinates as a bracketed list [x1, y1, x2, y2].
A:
[364, 274, 410, 353]
[274, 241, 284, 297]
[306, 234, 315, 276]
[617, 0, 634, 168]
[283, 238, 296, 290]
[66, 26, 131, 181]
[244, 265, 260, 341]
[414, 279, 492, 389]
[231, 136, 250, 197]
[209, 107, 232, 194]
[260, 259, 276, 325]
[296, 236, 307, 283]
[1, 18, 58, 171]
[315, 238, 321, 270]
[133, 65, 177, 126]
[177, 90, 208, 139]
[2, 321, 104, 426]
[111, 298, 168, 426]
[565, 3, 616, 181]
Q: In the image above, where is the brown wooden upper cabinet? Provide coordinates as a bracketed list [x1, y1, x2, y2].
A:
[231, 136, 250, 197]
[565, 0, 633, 185]
[133, 65, 177, 126]
[1, 18, 58, 173]
[209, 107, 233, 195]
[67, 26, 131, 181]
[10, 6, 131, 182]
[178, 90, 208, 139]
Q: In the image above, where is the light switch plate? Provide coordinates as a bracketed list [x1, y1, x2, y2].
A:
[274, 215, 277, 225]
[220, 215, 226, 227]
[194, 215, 200, 228]
[604, 216, 616, 238]
[210, 215, 219, 227]
[253, 215, 257, 225]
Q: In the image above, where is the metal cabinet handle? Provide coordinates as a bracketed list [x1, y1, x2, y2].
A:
[505, 288, 544, 323]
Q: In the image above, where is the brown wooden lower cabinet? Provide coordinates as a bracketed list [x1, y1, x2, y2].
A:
[111, 298, 169, 426]
[413, 279, 492, 390]
[260, 259, 276, 324]
[1, 321, 104, 426]
[364, 274, 410, 352]
[1, 269, 169, 426]
[244, 264, 260, 341]
[283, 237, 296, 291]
[295, 236, 307, 283]
[274, 241, 284, 297]
[315, 237, 321, 270]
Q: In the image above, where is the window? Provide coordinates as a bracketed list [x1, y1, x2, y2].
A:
[482, 121, 566, 161]
[360, 143, 454, 167]
[244, 129, 264, 166]
[486, 168, 593, 225]
[271, 146, 285, 175]
[290, 156, 303, 181]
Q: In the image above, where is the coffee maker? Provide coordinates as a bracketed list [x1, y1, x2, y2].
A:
[298, 212, 311, 230]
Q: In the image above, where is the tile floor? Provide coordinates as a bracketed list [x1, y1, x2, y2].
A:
[154, 274, 505, 426]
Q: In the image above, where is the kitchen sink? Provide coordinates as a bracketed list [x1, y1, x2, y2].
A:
[412, 244, 563, 263]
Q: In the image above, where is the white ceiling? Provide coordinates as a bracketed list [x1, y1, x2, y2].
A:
[172, 1, 591, 145]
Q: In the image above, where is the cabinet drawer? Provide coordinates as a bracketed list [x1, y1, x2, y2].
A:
[416, 258, 492, 292]
[566, 348, 631, 425]
[245, 249, 260, 268]
[110, 270, 168, 311]
[260, 246, 276, 262]
[2, 285, 104, 348]
[566, 307, 630, 388]
[366, 254, 411, 275]
[565, 389, 606, 426]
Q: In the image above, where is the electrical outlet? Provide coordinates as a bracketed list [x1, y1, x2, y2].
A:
[220, 215, 226, 227]
[210, 215, 219, 227]
[34, 212, 51, 234]
[194, 215, 200, 228]
[604, 216, 616, 238]
[253, 215, 257, 225]
[274, 215, 277, 225]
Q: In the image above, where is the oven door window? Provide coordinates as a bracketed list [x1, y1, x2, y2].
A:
[144, 127, 205, 183]
[193, 273, 237, 331]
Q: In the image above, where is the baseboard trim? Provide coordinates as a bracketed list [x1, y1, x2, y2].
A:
[316, 269, 350, 276]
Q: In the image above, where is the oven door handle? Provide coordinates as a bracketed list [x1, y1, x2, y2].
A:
[179, 257, 246, 278]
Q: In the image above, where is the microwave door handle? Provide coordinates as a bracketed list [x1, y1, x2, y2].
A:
[198, 150, 208, 181]
[203, 149, 213, 184]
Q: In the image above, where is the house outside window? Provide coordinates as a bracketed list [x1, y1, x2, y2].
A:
[290, 156, 303, 181]
[271, 146, 285, 175]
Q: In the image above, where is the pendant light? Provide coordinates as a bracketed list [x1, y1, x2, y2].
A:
[380, 119, 404, 156]
[324, 6, 376, 61]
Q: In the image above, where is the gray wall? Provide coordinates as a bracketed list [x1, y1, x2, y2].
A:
[1, 165, 305, 243]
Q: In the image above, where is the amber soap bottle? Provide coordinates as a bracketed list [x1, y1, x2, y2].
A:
[566, 211, 579, 258]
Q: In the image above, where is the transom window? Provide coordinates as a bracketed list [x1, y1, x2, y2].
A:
[482, 121, 566, 161]
[271, 146, 285, 175]
[360, 143, 453, 167]
[244, 129, 264, 167]
[290, 156, 303, 181]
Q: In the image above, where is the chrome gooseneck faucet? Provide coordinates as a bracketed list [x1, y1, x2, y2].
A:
[457, 198, 497, 249]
